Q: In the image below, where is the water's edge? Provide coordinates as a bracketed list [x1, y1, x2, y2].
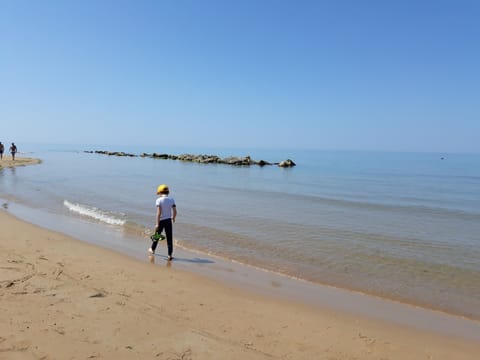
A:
[3, 198, 480, 341]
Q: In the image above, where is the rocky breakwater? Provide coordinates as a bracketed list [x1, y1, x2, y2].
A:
[84, 150, 296, 168]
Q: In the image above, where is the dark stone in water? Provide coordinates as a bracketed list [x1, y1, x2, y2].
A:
[278, 159, 296, 167]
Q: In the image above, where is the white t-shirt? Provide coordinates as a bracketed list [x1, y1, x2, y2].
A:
[156, 195, 176, 221]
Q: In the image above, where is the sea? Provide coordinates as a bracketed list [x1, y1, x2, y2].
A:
[1, 143, 480, 322]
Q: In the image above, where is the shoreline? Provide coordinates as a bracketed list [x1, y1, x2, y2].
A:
[173, 241, 480, 323]
[1, 209, 480, 359]
[2, 158, 480, 327]
[7, 195, 480, 332]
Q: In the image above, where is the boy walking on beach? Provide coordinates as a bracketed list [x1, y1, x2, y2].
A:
[149, 184, 177, 261]
[0, 142, 4, 160]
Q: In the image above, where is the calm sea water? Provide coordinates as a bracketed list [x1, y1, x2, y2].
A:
[2, 144, 480, 319]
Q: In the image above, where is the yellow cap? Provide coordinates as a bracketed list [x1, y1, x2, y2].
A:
[157, 184, 169, 194]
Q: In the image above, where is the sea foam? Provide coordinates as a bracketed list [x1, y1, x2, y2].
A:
[63, 200, 126, 226]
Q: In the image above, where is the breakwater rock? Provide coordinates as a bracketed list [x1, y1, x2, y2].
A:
[84, 150, 296, 168]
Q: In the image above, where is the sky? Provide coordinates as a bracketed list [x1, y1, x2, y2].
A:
[1, 0, 479, 153]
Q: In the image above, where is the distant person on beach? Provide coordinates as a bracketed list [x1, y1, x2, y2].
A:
[149, 184, 177, 261]
[9, 143, 17, 160]
[0, 142, 4, 160]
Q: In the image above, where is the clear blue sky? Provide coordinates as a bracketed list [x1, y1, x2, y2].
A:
[1, 0, 479, 153]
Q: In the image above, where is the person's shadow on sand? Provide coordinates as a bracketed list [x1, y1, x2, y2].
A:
[149, 254, 214, 265]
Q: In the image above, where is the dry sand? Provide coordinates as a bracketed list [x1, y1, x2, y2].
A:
[1, 161, 479, 359]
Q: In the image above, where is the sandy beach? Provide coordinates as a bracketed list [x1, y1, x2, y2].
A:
[1, 162, 479, 359]
[0, 157, 42, 169]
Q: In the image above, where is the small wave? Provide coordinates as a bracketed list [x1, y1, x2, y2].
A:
[63, 200, 126, 226]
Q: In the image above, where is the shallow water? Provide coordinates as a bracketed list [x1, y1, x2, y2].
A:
[1, 144, 480, 319]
